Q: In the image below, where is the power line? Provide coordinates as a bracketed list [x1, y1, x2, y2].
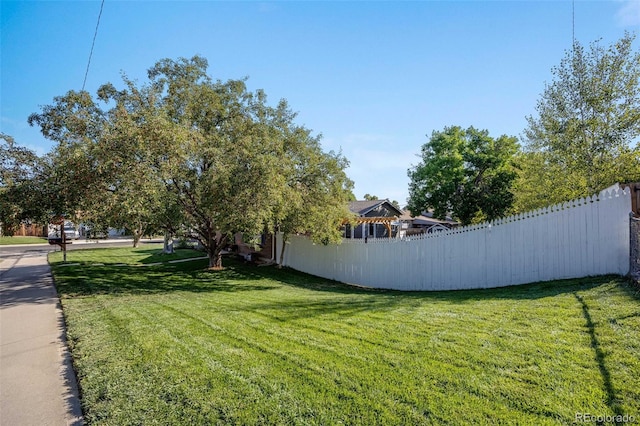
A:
[82, 0, 105, 92]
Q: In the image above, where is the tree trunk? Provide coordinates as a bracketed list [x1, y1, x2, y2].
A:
[132, 221, 146, 248]
[204, 231, 227, 269]
[163, 231, 174, 254]
[277, 234, 288, 269]
[207, 247, 223, 269]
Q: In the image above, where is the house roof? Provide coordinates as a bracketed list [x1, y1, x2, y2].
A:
[348, 199, 403, 217]
[399, 210, 458, 226]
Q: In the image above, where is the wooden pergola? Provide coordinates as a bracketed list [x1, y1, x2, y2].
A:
[343, 216, 396, 239]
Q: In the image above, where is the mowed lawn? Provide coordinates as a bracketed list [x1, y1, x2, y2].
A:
[0, 235, 47, 245]
[50, 247, 640, 425]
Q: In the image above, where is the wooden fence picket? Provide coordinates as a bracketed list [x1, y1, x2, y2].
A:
[277, 185, 632, 291]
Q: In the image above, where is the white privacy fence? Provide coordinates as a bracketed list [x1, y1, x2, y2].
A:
[277, 185, 632, 291]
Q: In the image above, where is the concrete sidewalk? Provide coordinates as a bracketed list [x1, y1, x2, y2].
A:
[0, 253, 83, 425]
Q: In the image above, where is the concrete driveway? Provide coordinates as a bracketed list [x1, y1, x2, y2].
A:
[0, 251, 83, 425]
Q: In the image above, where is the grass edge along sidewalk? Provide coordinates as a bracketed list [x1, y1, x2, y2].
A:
[50, 246, 640, 425]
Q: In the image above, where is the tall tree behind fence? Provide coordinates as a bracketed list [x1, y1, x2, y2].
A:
[278, 185, 631, 291]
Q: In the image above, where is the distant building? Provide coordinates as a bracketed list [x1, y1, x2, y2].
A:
[398, 210, 458, 238]
[344, 199, 403, 239]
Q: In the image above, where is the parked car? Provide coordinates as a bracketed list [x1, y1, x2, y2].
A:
[63, 221, 80, 240]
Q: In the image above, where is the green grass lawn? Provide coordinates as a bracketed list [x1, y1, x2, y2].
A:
[52, 244, 205, 266]
[50, 247, 640, 425]
[0, 235, 47, 245]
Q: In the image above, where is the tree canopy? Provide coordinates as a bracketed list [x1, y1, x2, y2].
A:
[28, 56, 353, 267]
[519, 32, 640, 209]
[407, 126, 519, 225]
[0, 133, 67, 235]
[0, 133, 56, 235]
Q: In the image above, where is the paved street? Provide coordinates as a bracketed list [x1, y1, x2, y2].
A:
[0, 250, 83, 425]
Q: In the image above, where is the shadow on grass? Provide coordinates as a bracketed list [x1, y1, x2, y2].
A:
[50, 244, 635, 303]
[52, 252, 635, 306]
[53, 260, 282, 297]
[574, 293, 625, 417]
[50, 247, 203, 266]
[266, 263, 632, 303]
[122, 248, 205, 264]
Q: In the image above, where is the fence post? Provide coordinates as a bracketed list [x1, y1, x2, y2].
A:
[631, 215, 640, 287]
[626, 183, 640, 287]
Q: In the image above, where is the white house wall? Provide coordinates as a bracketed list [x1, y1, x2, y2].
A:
[276, 186, 631, 291]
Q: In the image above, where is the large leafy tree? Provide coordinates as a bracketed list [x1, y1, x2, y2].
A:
[0, 134, 40, 188]
[0, 134, 45, 235]
[511, 151, 585, 213]
[139, 57, 352, 267]
[521, 32, 640, 208]
[30, 56, 353, 268]
[274, 129, 353, 266]
[28, 89, 157, 246]
[93, 81, 174, 248]
[407, 126, 519, 225]
[28, 90, 110, 230]
[0, 133, 79, 236]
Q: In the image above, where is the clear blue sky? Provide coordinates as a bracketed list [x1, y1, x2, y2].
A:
[2, 1, 639, 205]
